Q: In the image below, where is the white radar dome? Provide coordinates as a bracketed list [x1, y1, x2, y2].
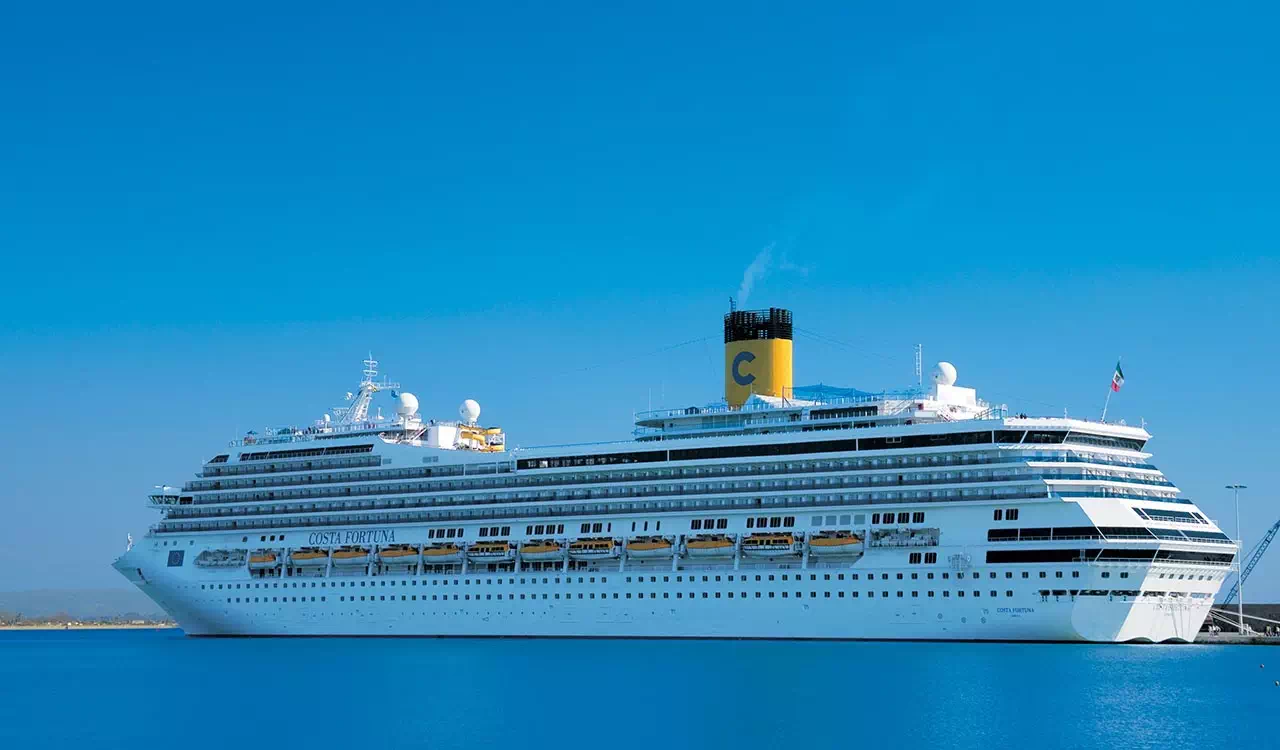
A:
[932, 362, 958, 386]
[396, 392, 419, 417]
[459, 399, 481, 424]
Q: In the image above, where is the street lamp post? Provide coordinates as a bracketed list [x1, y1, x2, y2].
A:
[1227, 484, 1248, 634]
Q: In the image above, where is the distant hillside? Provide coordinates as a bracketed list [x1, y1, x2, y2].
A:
[0, 588, 165, 619]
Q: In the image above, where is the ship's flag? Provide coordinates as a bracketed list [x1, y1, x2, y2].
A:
[1111, 362, 1125, 392]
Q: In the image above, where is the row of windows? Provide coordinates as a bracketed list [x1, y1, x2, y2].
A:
[907, 552, 938, 564]
[872, 511, 926, 525]
[518, 430, 1145, 472]
[221, 586, 1204, 607]
[201, 454, 382, 480]
[987, 526, 1232, 544]
[525, 524, 568, 535]
[238, 443, 375, 463]
[477, 526, 511, 538]
[1134, 507, 1208, 525]
[225, 589, 1025, 605]
[745, 515, 795, 529]
[428, 528, 466, 539]
[993, 508, 1020, 521]
[185, 460, 1068, 508]
[691, 518, 729, 530]
[987, 548, 1235, 565]
[205, 565, 1179, 591]
[190, 448, 1157, 499]
[150, 487, 1050, 535]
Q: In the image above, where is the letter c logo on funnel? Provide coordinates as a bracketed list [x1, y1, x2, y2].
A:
[732, 351, 756, 386]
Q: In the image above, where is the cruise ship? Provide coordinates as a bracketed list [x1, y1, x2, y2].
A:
[113, 307, 1233, 641]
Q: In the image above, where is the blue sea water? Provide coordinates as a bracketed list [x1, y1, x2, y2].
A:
[0, 630, 1273, 749]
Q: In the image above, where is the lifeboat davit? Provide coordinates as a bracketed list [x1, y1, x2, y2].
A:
[569, 538, 619, 561]
[378, 544, 420, 566]
[289, 548, 329, 567]
[519, 540, 564, 562]
[741, 534, 800, 558]
[421, 544, 464, 564]
[467, 541, 515, 563]
[685, 535, 735, 558]
[248, 551, 280, 570]
[808, 532, 863, 556]
[626, 537, 674, 559]
[331, 546, 372, 567]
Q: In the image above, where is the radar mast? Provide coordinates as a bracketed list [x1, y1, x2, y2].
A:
[331, 354, 400, 424]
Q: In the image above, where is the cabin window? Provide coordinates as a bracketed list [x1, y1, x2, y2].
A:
[716, 519, 728, 529]
[871, 513, 880, 524]
[746, 518, 755, 529]
[912, 512, 924, 523]
[690, 519, 702, 530]
[1007, 509, 1020, 520]
[925, 552, 937, 564]
[896, 512, 909, 524]
[994, 509, 1003, 521]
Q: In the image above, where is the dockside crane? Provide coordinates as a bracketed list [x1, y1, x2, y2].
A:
[1221, 518, 1280, 605]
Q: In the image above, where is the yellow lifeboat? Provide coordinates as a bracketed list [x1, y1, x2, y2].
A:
[288, 548, 329, 567]
[519, 540, 564, 562]
[421, 544, 464, 564]
[742, 533, 800, 558]
[467, 541, 515, 563]
[378, 544, 420, 565]
[569, 538, 618, 561]
[248, 551, 279, 570]
[808, 531, 863, 556]
[685, 535, 735, 558]
[626, 537, 674, 559]
[331, 546, 372, 567]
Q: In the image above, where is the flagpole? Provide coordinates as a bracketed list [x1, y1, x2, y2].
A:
[1101, 356, 1121, 422]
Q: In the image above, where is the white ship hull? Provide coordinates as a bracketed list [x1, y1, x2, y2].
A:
[113, 554, 1214, 642]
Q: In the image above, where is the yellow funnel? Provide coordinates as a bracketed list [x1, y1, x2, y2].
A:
[723, 307, 793, 408]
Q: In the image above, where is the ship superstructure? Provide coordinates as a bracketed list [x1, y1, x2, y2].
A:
[114, 309, 1232, 641]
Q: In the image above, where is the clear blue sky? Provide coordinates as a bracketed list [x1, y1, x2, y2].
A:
[1, 2, 1277, 596]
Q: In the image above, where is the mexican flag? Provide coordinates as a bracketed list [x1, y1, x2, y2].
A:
[1111, 362, 1125, 392]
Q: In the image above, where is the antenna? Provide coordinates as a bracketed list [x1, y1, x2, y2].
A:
[729, 297, 737, 312]
[333, 354, 400, 424]
[914, 344, 923, 387]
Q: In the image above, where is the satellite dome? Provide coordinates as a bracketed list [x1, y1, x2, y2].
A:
[932, 362, 958, 387]
[459, 399, 481, 424]
[396, 392, 419, 417]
